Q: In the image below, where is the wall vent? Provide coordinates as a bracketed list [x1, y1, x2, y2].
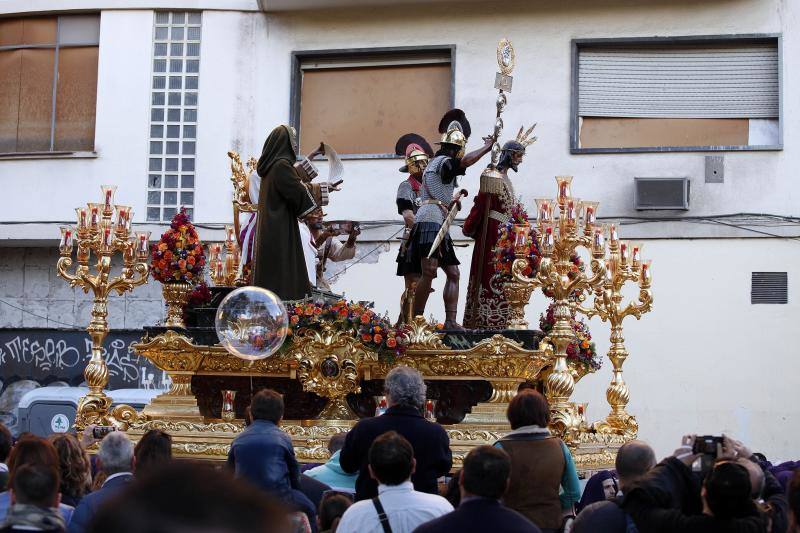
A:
[634, 177, 690, 210]
[751, 272, 788, 304]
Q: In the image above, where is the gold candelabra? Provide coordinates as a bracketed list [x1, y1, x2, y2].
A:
[208, 224, 243, 286]
[577, 230, 653, 438]
[511, 176, 607, 438]
[56, 185, 150, 429]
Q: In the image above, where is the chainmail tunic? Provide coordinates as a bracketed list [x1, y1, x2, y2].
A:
[396, 180, 421, 214]
[414, 155, 458, 225]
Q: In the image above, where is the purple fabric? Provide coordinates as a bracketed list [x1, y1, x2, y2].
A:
[775, 470, 795, 492]
[577, 470, 617, 514]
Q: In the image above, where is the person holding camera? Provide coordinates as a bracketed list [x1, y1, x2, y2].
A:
[304, 210, 359, 292]
[621, 435, 786, 532]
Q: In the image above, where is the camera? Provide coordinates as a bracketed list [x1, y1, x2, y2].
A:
[692, 435, 724, 455]
[92, 425, 117, 439]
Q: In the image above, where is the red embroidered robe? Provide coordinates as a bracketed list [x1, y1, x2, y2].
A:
[462, 172, 515, 329]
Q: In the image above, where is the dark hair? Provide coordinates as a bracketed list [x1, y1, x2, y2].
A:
[444, 472, 461, 508]
[11, 463, 60, 508]
[89, 461, 288, 533]
[368, 431, 414, 486]
[49, 433, 91, 500]
[704, 462, 754, 520]
[318, 493, 351, 531]
[789, 470, 800, 527]
[462, 446, 511, 499]
[250, 389, 284, 424]
[0, 423, 11, 462]
[328, 433, 346, 454]
[134, 430, 173, 478]
[7, 435, 59, 489]
[615, 441, 656, 482]
[506, 389, 550, 430]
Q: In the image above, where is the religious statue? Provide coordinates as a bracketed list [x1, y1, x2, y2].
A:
[252, 126, 332, 301]
[305, 210, 360, 292]
[404, 109, 494, 329]
[462, 126, 537, 329]
[393, 133, 433, 324]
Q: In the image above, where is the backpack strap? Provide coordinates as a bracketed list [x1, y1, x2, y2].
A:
[371, 496, 392, 533]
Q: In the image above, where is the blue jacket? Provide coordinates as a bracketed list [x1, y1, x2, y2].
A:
[339, 404, 452, 501]
[0, 491, 73, 526]
[227, 420, 299, 497]
[303, 451, 356, 491]
[413, 497, 541, 533]
[67, 473, 132, 533]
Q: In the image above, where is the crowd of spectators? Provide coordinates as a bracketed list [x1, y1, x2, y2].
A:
[0, 366, 797, 533]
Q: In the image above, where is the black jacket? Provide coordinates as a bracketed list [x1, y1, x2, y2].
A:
[621, 457, 771, 533]
[412, 497, 541, 533]
[338, 404, 452, 501]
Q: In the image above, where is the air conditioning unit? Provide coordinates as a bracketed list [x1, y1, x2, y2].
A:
[634, 178, 690, 210]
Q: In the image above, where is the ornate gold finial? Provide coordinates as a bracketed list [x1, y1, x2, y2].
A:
[497, 38, 515, 76]
[515, 124, 538, 147]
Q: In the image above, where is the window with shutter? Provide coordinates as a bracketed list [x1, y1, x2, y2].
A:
[571, 36, 781, 153]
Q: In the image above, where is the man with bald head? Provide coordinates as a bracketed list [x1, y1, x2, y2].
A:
[572, 440, 656, 532]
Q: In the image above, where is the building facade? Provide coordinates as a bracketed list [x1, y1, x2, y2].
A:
[0, 0, 798, 459]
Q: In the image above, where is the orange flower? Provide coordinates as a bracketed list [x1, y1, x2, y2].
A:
[178, 259, 187, 269]
[387, 337, 397, 348]
[290, 315, 299, 324]
[164, 251, 173, 261]
[339, 309, 348, 317]
[158, 243, 168, 252]
[360, 313, 371, 323]
[581, 340, 589, 349]
[373, 334, 383, 344]
[361, 333, 372, 342]
[187, 256, 196, 265]
[186, 272, 193, 279]
[313, 307, 322, 315]
[304, 307, 314, 316]
[374, 326, 382, 333]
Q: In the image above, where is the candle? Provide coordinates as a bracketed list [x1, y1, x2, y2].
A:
[513, 224, 530, 249]
[75, 208, 88, 230]
[225, 225, 236, 247]
[620, 241, 628, 264]
[567, 200, 576, 222]
[543, 225, 555, 251]
[609, 223, 619, 244]
[59, 226, 74, 255]
[215, 259, 224, 281]
[88, 203, 101, 228]
[582, 201, 599, 226]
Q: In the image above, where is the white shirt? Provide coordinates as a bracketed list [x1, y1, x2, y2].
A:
[336, 481, 453, 533]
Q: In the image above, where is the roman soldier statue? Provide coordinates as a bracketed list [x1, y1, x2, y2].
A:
[405, 109, 494, 330]
[394, 133, 433, 324]
[462, 126, 537, 329]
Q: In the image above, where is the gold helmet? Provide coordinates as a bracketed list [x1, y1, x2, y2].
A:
[436, 109, 471, 158]
[395, 133, 433, 174]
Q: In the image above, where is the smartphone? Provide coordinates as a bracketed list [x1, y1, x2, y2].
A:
[692, 435, 724, 456]
[93, 426, 117, 439]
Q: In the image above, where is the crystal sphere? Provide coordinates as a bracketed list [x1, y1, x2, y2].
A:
[215, 286, 288, 361]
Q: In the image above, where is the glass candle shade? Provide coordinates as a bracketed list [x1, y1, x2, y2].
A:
[135, 231, 150, 259]
[214, 259, 224, 282]
[224, 225, 236, 248]
[593, 227, 605, 254]
[100, 220, 114, 251]
[541, 224, 555, 254]
[88, 203, 102, 228]
[115, 205, 132, 233]
[620, 241, 629, 264]
[535, 198, 553, 223]
[608, 223, 619, 245]
[513, 223, 531, 251]
[605, 259, 614, 283]
[101, 185, 117, 213]
[59, 226, 75, 255]
[555, 175, 573, 204]
[641, 260, 652, 285]
[566, 199, 580, 224]
[76, 208, 88, 230]
[631, 242, 642, 267]
[582, 201, 599, 226]
[208, 243, 222, 263]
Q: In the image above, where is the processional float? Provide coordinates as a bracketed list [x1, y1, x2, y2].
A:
[56, 40, 652, 471]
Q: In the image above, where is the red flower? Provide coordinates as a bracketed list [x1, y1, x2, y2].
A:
[290, 315, 299, 324]
[387, 337, 397, 348]
[373, 334, 383, 344]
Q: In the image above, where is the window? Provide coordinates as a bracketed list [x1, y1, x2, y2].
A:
[147, 11, 201, 222]
[291, 47, 454, 157]
[571, 35, 781, 153]
[0, 15, 100, 153]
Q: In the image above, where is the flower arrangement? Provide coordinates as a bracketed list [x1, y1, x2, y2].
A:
[287, 299, 408, 359]
[493, 203, 541, 279]
[150, 208, 206, 284]
[539, 302, 602, 371]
